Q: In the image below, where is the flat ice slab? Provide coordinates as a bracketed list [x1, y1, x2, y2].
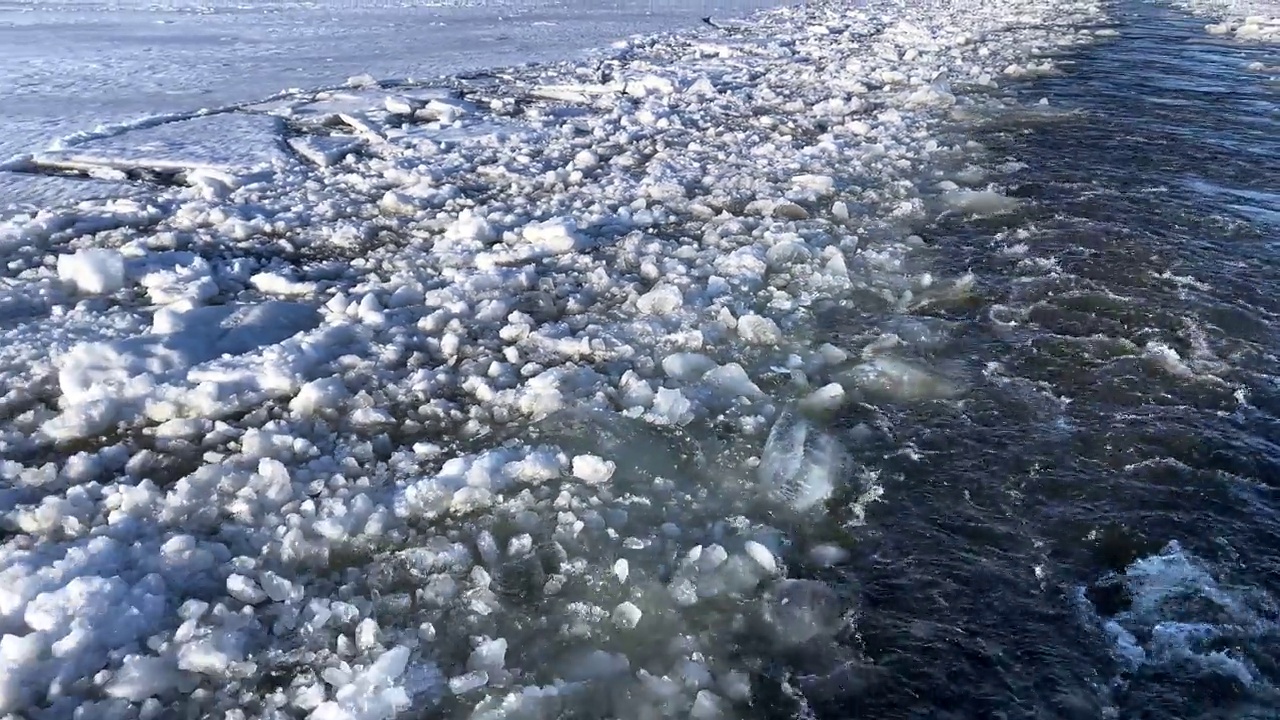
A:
[23, 113, 290, 183]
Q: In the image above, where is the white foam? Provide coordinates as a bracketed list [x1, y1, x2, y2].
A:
[1086, 541, 1278, 691]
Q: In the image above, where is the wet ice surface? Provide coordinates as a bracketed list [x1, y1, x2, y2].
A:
[4, 0, 1280, 718]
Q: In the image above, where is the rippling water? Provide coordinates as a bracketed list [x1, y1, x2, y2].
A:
[820, 4, 1280, 718]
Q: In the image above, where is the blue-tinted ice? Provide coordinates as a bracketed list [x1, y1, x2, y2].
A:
[764, 579, 844, 646]
[758, 405, 844, 513]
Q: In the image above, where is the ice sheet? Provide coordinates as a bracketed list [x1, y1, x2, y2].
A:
[19, 113, 291, 188]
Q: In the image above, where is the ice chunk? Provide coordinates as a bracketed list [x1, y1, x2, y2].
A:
[737, 314, 782, 345]
[757, 405, 844, 512]
[843, 356, 961, 402]
[571, 454, 616, 485]
[311, 645, 414, 720]
[47, 300, 326, 440]
[449, 670, 488, 694]
[444, 208, 495, 246]
[35, 112, 288, 184]
[259, 570, 297, 603]
[227, 574, 268, 605]
[252, 271, 318, 297]
[645, 387, 694, 426]
[797, 383, 846, 413]
[357, 618, 381, 651]
[637, 283, 683, 315]
[420, 98, 474, 123]
[384, 95, 420, 115]
[57, 248, 126, 294]
[719, 670, 752, 702]
[613, 601, 643, 629]
[517, 217, 582, 257]
[690, 690, 726, 719]
[792, 174, 835, 195]
[702, 363, 764, 400]
[940, 189, 1020, 216]
[808, 544, 851, 567]
[662, 352, 717, 381]
[402, 662, 444, 701]
[291, 377, 349, 417]
[743, 540, 779, 575]
[468, 638, 508, 675]
[763, 579, 843, 646]
[287, 134, 363, 168]
[177, 631, 244, 675]
[105, 655, 184, 701]
[625, 74, 676, 98]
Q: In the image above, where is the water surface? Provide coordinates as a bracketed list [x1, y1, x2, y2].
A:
[820, 4, 1280, 717]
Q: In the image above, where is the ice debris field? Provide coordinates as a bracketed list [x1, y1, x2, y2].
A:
[0, 0, 1132, 717]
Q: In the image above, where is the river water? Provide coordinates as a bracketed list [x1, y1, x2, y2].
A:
[817, 3, 1280, 718]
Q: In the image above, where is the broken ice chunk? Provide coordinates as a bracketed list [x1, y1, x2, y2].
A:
[662, 352, 717, 381]
[105, 655, 183, 701]
[517, 217, 583, 257]
[690, 689, 727, 719]
[449, 670, 489, 694]
[384, 95, 420, 115]
[226, 574, 267, 605]
[763, 579, 843, 646]
[737, 314, 782, 345]
[843, 356, 961, 402]
[612, 601, 642, 629]
[571, 454, 616, 485]
[743, 540, 779, 575]
[808, 544, 851, 567]
[797, 383, 846, 413]
[636, 283, 683, 315]
[467, 637, 508, 675]
[57, 248, 126, 294]
[757, 405, 844, 512]
[940, 189, 1020, 216]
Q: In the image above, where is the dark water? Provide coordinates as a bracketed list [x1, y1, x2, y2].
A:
[821, 4, 1280, 718]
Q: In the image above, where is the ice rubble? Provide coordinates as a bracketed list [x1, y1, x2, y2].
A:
[0, 0, 1111, 718]
[1173, 0, 1280, 41]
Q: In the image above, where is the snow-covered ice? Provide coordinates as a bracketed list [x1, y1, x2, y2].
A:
[0, 0, 1114, 717]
